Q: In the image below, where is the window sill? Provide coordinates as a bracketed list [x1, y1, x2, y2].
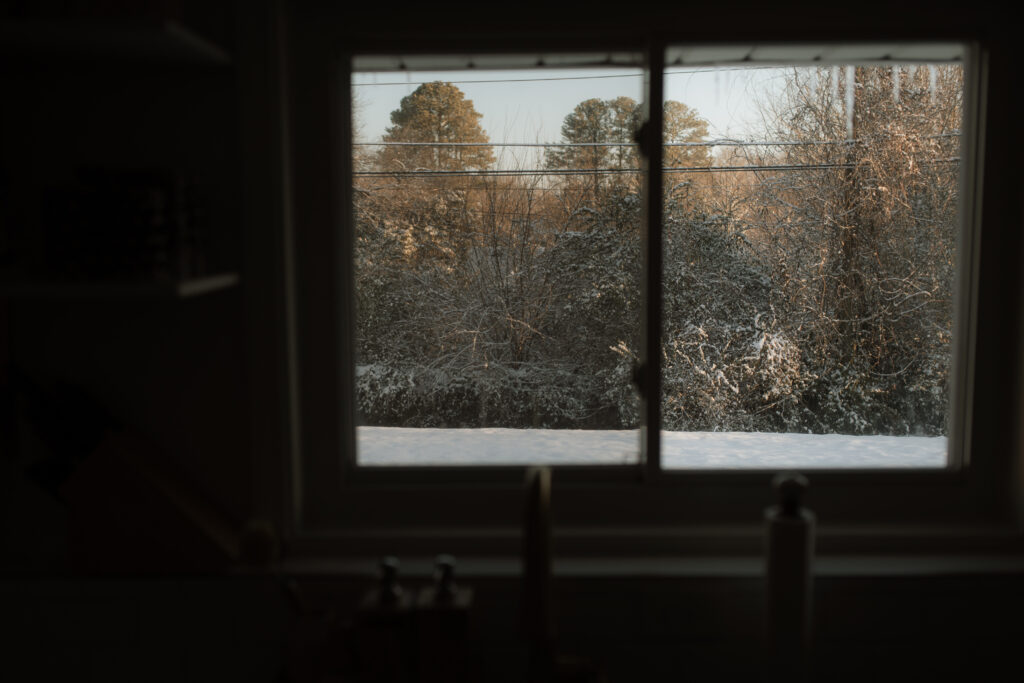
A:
[276, 520, 1024, 571]
[241, 551, 1024, 580]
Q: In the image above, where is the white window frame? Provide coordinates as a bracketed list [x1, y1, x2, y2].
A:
[275, 17, 1023, 561]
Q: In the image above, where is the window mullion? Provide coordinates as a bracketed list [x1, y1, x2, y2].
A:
[641, 43, 665, 479]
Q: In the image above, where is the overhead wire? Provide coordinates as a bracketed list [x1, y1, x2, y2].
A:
[351, 65, 784, 88]
[352, 158, 960, 178]
[354, 133, 960, 148]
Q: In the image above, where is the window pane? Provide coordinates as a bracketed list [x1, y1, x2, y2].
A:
[352, 58, 643, 466]
[658, 61, 962, 468]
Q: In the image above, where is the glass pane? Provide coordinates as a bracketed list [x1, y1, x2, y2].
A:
[352, 58, 643, 466]
[659, 60, 962, 468]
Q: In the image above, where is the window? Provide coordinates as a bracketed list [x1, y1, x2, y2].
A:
[351, 47, 966, 471]
[282, 21, 1021, 556]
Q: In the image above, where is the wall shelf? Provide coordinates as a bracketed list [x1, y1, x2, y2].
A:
[0, 19, 231, 65]
[0, 272, 239, 300]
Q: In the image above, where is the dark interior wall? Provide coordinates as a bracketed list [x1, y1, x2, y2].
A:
[8, 296, 247, 508]
[0, 1, 251, 557]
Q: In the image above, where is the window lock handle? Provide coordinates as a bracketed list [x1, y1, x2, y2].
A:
[631, 362, 648, 395]
[633, 120, 653, 159]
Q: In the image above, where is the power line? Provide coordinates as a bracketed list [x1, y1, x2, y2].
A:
[352, 65, 782, 88]
[354, 133, 960, 148]
[353, 158, 959, 178]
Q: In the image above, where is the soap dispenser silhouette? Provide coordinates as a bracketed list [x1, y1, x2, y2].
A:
[765, 472, 815, 680]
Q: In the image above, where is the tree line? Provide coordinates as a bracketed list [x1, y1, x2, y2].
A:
[354, 66, 960, 435]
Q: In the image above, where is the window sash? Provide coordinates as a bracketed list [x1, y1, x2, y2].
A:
[345, 43, 973, 478]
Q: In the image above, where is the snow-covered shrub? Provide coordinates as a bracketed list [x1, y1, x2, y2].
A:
[660, 207, 796, 431]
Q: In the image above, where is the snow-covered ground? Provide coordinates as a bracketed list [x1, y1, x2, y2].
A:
[357, 427, 947, 468]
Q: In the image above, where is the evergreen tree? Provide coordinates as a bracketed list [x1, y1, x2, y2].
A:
[544, 97, 636, 172]
[545, 97, 711, 168]
[378, 81, 495, 172]
[662, 100, 712, 168]
[545, 96, 711, 199]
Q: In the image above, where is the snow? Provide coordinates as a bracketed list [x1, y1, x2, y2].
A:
[357, 427, 947, 468]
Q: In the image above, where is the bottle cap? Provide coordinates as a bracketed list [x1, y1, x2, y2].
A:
[772, 472, 808, 516]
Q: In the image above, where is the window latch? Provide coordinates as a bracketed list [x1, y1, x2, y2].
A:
[633, 120, 653, 159]
[631, 362, 648, 395]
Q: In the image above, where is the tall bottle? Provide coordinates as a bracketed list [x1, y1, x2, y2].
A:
[765, 472, 814, 680]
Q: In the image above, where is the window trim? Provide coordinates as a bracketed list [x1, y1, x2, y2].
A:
[280, 13, 1023, 559]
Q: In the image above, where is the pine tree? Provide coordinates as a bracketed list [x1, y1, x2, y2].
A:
[544, 96, 711, 200]
[662, 100, 711, 168]
[378, 81, 495, 172]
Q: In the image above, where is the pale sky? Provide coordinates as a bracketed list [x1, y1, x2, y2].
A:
[352, 65, 792, 168]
